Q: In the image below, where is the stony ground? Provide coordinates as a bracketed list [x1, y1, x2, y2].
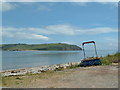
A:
[2, 65, 118, 88]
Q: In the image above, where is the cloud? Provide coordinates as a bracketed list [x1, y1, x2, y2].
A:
[2, 27, 49, 40]
[44, 24, 117, 35]
[76, 27, 117, 35]
[0, 2, 16, 12]
[2, 25, 117, 41]
[71, 2, 118, 7]
[0, 2, 51, 12]
[60, 42, 75, 45]
[0, 1, 117, 12]
[21, 2, 52, 11]
[68, 0, 119, 2]
[71, 2, 87, 6]
[2, 0, 119, 2]
[45, 24, 76, 35]
[96, 42, 118, 50]
[98, 2, 118, 7]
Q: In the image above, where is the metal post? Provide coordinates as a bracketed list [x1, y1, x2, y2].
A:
[94, 43, 98, 57]
[82, 44, 86, 59]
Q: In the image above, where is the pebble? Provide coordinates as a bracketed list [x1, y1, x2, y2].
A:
[0, 61, 81, 76]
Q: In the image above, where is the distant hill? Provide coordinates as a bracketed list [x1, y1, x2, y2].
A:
[1, 43, 82, 51]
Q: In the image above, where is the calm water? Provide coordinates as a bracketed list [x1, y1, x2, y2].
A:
[2, 50, 117, 70]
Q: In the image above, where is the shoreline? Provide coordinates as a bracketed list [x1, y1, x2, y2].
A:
[1, 52, 119, 76]
[1, 61, 81, 76]
[1, 52, 119, 88]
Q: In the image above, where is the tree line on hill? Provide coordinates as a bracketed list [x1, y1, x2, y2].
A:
[0, 43, 82, 51]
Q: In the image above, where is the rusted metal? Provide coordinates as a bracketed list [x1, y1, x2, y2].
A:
[82, 41, 98, 59]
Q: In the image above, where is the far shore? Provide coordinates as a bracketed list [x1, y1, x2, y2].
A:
[1, 50, 82, 51]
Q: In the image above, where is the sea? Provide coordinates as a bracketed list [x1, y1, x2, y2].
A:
[1, 50, 118, 70]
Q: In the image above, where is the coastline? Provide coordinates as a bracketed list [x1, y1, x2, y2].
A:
[2, 50, 82, 51]
[1, 52, 119, 76]
[1, 61, 81, 76]
[1, 53, 119, 88]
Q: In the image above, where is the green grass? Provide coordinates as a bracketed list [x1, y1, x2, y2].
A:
[68, 64, 81, 69]
[100, 52, 119, 65]
[2, 70, 68, 87]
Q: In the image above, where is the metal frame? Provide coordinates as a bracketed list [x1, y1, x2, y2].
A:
[82, 41, 98, 59]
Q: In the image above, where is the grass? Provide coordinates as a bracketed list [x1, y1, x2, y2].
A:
[54, 67, 64, 71]
[68, 64, 81, 69]
[2, 70, 68, 87]
[100, 53, 119, 65]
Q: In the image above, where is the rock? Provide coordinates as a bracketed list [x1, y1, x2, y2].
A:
[112, 60, 120, 63]
[1, 61, 82, 76]
[11, 70, 20, 73]
[112, 63, 118, 66]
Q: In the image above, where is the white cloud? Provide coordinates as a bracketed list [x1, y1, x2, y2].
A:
[98, 2, 118, 7]
[60, 42, 75, 45]
[2, 27, 49, 40]
[45, 24, 76, 35]
[0, 1, 117, 12]
[0, 2, 15, 12]
[44, 24, 117, 35]
[1, 25, 117, 41]
[71, 2, 118, 7]
[76, 27, 117, 35]
[0, 2, 51, 12]
[2, 0, 119, 2]
[14, 32, 49, 40]
[72, 2, 87, 6]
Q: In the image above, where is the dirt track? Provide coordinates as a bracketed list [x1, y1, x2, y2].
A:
[2, 65, 118, 88]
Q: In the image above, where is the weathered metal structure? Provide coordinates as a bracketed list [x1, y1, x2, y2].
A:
[80, 41, 101, 66]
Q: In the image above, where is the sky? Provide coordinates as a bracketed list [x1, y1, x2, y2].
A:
[1, 2, 118, 50]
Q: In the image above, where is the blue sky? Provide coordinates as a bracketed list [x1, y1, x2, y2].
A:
[1, 2, 118, 50]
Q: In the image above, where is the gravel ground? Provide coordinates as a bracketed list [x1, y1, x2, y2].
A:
[2, 65, 118, 88]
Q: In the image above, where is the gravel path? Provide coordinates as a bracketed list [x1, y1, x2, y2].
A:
[2, 65, 118, 88]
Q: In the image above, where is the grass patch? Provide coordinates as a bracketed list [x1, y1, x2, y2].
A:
[2, 70, 68, 87]
[68, 64, 80, 69]
[15, 77, 23, 80]
[100, 53, 119, 65]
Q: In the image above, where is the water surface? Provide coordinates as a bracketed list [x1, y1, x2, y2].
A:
[2, 50, 117, 70]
